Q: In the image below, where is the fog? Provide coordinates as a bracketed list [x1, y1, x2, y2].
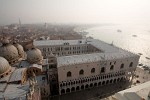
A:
[0, 0, 150, 25]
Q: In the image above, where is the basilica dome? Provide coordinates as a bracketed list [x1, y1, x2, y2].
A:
[14, 43, 25, 58]
[0, 57, 11, 76]
[0, 44, 19, 64]
[26, 48, 43, 64]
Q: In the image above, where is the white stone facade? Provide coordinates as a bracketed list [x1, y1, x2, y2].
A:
[57, 56, 139, 94]
[34, 39, 140, 95]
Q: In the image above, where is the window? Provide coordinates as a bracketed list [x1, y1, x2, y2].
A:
[49, 64, 55, 68]
[129, 62, 133, 67]
[42, 77, 45, 80]
[64, 47, 69, 50]
[29, 71, 31, 74]
[91, 68, 95, 73]
[120, 63, 124, 69]
[55, 47, 60, 51]
[101, 67, 105, 73]
[110, 65, 114, 70]
[79, 69, 84, 75]
[67, 71, 72, 77]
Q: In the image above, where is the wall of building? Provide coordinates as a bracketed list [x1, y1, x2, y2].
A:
[57, 55, 139, 94]
[37, 44, 101, 58]
[105, 56, 139, 74]
[21, 69, 27, 84]
[27, 67, 42, 76]
[58, 56, 139, 82]
[36, 75, 50, 98]
[33, 40, 140, 95]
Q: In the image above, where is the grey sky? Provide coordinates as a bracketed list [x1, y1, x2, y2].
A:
[0, 0, 150, 25]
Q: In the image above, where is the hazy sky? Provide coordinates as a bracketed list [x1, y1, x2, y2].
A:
[0, 0, 150, 25]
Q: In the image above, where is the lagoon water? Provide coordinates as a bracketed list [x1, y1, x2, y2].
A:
[86, 24, 150, 67]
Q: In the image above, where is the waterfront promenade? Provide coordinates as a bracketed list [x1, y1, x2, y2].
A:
[50, 67, 150, 100]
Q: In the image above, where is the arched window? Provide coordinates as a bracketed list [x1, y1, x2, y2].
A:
[90, 83, 93, 87]
[79, 69, 84, 75]
[71, 81, 74, 85]
[81, 85, 84, 90]
[85, 84, 89, 88]
[102, 81, 105, 85]
[98, 82, 101, 86]
[63, 83, 65, 86]
[94, 83, 97, 86]
[91, 68, 95, 73]
[66, 88, 70, 93]
[114, 79, 116, 83]
[110, 65, 114, 70]
[67, 71, 72, 77]
[129, 62, 133, 67]
[61, 89, 65, 94]
[76, 86, 80, 91]
[101, 67, 105, 73]
[110, 79, 113, 84]
[120, 63, 124, 69]
[106, 80, 109, 84]
[117, 78, 120, 82]
[60, 84, 62, 87]
[71, 87, 75, 92]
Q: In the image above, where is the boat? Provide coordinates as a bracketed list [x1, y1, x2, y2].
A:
[132, 35, 137, 37]
[78, 31, 89, 35]
[87, 36, 93, 39]
[138, 53, 143, 55]
[117, 29, 122, 32]
[145, 57, 150, 60]
[138, 63, 143, 66]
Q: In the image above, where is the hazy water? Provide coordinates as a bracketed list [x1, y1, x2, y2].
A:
[86, 24, 150, 66]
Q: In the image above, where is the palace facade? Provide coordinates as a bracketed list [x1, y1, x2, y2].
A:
[33, 39, 140, 95]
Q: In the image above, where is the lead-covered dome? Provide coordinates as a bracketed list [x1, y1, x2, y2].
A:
[13, 43, 25, 58]
[0, 57, 11, 75]
[26, 48, 43, 64]
[0, 43, 19, 64]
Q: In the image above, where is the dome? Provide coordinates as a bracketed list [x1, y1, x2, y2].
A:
[1, 39, 9, 45]
[0, 44, 19, 64]
[26, 48, 43, 64]
[13, 43, 25, 58]
[0, 57, 11, 75]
